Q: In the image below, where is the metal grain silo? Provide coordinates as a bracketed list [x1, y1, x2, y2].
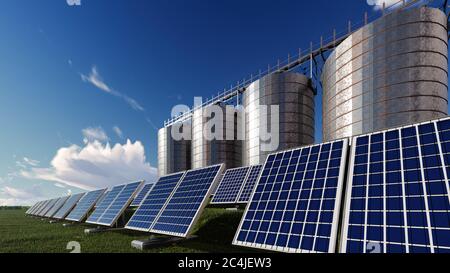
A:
[322, 7, 448, 142]
[157, 121, 192, 176]
[191, 104, 242, 169]
[243, 72, 315, 166]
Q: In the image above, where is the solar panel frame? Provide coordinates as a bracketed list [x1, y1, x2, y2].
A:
[38, 199, 59, 217]
[130, 183, 155, 207]
[45, 196, 70, 218]
[211, 166, 251, 205]
[65, 189, 106, 222]
[237, 165, 263, 204]
[233, 139, 349, 253]
[53, 193, 85, 220]
[340, 117, 450, 253]
[151, 164, 225, 238]
[95, 181, 144, 227]
[125, 171, 186, 232]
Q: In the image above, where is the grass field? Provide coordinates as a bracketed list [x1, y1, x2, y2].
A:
[0, 207, 253, 253]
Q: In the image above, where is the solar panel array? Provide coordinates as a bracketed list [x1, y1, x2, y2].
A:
[130, 183, 155, 207]
[66, 189, 106, 222]
[233, 140, 349, 253]
[86, 185, 126, 224]
[126, 172, 185, 232]
[211, 167, 251, 204]
[34, 200, 51, 216]
[342, 119, 450, 253]
[44, 196, 69, 218]
[151, 164, 224, 237]
[238, 165, 263, 203]
[95, 181, 144, 226]
[38, 199, 59, 217]
[53, 193, 85, 220]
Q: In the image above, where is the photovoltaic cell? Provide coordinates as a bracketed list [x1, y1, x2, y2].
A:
[211, 167, 251, 204]
[65, 189, 106, 222]
[86, 185, 126, 224]
[27, 202, 41, 215]
[53, 193, 85, 219]
[233, 140, 349, 253]
[130, 183, 155, 207]
[45, 196, 69, 218]
[342, 118, 450, 253]
[237, 165, 263, 203]
[151, 164, 224, 237]
[96, 181, 144, 226]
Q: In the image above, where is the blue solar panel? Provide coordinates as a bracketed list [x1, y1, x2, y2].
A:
[237, 165, 263, 203]
[27, 201, 42, 215]
[38, 199, 59, 217]
[130, 183, 155, 207]
[45, 196, 69, 218]
[151, 164, 224, 237]
[211, 167, 251, 204]
[126, 172, 185, 232]
[96, 181, 144, 226]
[66, 189, 106, 222]
[342, 118, 450, 253]
[86, 185, 126, 224]
[233, 140, 349, 253]
[53, 193, 85, 219]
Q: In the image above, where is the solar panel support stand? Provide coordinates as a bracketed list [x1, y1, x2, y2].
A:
[131, 235, 198, 251]
[84, 226, 126, 235]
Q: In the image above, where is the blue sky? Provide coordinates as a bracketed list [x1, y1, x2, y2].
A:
[0, 0, 439, 205]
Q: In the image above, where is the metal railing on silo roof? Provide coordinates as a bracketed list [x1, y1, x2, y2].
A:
[164, 0, 434, 128]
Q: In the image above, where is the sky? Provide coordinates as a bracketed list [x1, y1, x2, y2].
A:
[0, 0, 441, 205]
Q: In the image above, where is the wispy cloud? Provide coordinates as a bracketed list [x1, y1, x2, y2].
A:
[0, 185, 45, 206]
[81, 66, 145, 112]
[82, 127, 109, 144]
[113, 126, 123, 139]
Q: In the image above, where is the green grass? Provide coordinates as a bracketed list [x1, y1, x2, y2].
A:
[0, 207, 253, 253]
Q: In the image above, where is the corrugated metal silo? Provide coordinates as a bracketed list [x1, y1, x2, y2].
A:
[191, 104, 242, 169]
[322, 7, 448, 142]
[243, 72, 315, 166]
[157, 121, 192, 176]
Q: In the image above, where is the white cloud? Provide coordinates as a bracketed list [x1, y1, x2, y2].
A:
[366, 0, 415, 10]
[0, 185, 44, 206]
[80, 65, 145, 112]
[113, 126, 123, 139]
[21, 140, 157, 191]
[82, 127, 109, 144]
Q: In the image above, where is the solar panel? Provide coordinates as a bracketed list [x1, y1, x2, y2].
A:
[211, 167, 251, 204]
[341, 118, 450, 253]
[26, 202, 40, 215]
[53, 193, 85, 220]
[38, 199, 59, 217]
[96, 181, 144, 226]
[151, 164, 224, 237]
[130, 183, 155, 207]
[45, 197, 69, 218]
[34, 200, 51, 216]
[237, 165, 263, 204]
[126, 172, 185, 232]
[86, 185, 126, 224]
[95, 190, 109, 208]
[65, 189, 106, 222]
[233, 139, 349, 253]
